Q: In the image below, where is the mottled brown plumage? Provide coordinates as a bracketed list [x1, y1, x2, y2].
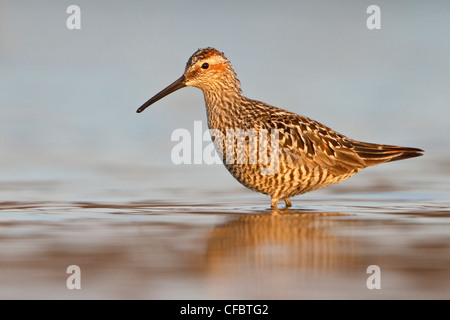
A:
[137, 47, 423, 208]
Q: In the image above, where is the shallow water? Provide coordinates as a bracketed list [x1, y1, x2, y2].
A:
[1, 1, 450, 300]
[0, 159, 449, 300]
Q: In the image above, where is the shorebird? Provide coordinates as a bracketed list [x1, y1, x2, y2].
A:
[137, 47, 423, 208]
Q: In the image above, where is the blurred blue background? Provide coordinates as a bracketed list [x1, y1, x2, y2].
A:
[0, 0, 449, 202]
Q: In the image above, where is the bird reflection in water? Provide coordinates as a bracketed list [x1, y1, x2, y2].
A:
[201, 210, 359, 285]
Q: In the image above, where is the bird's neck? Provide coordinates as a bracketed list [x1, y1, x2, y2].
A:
[202, 86, 246, 130]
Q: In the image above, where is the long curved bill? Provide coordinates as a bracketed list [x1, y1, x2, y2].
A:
[136, 75, 186, 113]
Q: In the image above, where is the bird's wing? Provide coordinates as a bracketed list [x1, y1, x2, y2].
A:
[255, 113, 367, 175]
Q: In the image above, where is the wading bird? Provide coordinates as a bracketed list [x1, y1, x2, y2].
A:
[137, 48, 423, 208]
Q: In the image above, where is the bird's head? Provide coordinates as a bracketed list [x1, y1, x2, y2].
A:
[137, 47, 239, 113]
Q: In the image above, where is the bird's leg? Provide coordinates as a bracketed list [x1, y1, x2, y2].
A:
[271, 197, 280, 208]
[284, 198, 292, 208]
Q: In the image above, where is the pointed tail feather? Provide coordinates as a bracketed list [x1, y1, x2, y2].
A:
[350, 141, 424, 167]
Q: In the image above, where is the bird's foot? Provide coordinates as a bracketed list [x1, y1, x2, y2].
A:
[271, 198, 292, 209]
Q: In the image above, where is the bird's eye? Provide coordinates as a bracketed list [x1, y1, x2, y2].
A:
[201, 62, 209, 69]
